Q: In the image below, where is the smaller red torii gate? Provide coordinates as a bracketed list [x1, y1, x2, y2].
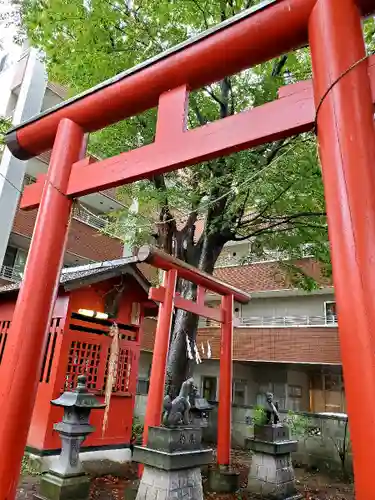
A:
[135, 245, 250, 464]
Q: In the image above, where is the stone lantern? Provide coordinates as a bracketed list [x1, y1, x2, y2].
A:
[189, 384, 213, 429]
[35, 375, 105, 500]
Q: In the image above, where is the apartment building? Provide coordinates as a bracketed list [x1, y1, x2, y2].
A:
[0, 46, 125, 285]
[138, 241, 343, 415]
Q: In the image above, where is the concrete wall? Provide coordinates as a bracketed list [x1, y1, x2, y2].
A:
[216, 242, 251, 266]
[239, 293, 335, 318]
[136, 354, 314, 412]
[201, 293, 336, 325]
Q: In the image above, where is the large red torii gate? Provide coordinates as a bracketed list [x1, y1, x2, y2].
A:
[2, 0, 375, 498]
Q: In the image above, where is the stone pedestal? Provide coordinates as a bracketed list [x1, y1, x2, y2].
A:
[133, 426, 212, 500]
[207, 466, 240, 493]
[247, 424, 302, 500]
[34, 472, 90, 500]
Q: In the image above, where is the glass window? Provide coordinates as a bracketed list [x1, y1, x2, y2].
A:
[14, 249, 27, 271]
[233, 379, 246, 405]
[324, 301, 337, 324]
[202, 376, 217, 401]
[288, 385, 302, 398]
[3, 246, 17, 268]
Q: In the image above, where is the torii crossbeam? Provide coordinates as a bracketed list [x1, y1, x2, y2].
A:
[2, 0, 375, 498]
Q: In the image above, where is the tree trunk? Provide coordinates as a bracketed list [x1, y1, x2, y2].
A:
[165, 235, 225, 398]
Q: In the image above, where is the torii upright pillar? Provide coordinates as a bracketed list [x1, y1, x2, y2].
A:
[309, 0, 375, 495]
[0, 119, 85, 499]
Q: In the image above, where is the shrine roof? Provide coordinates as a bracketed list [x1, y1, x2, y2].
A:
[0, 256, 151, 295]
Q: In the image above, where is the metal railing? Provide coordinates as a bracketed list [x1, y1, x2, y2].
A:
[199, 314, 338, 328]
[0, 265, 24, 282]
[21, 176, 110, 232]
[72, 206, 108, 230]
[237, 315, 337, 327]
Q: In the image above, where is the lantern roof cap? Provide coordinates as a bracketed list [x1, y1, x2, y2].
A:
[51, 375, 106, 410]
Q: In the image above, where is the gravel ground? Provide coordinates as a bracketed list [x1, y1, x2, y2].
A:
[17, 450, 354, 500]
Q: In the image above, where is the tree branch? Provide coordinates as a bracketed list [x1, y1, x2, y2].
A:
[272, 54, 288, 77]
[152, 174, 177, 254]
[237, 179, 297, 228]
[189, 0, 209, 29]
[190, 95, 207, 126]
[234, 212, 327, 241]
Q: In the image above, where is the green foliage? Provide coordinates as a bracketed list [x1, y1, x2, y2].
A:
[284, 410, 312, 438]
[21, 455, 41, 476]
[0, 116, 11, 152]
[132, 417, 144, 441]
[14, 0, 332, 286]
[251, 405, 267, 426]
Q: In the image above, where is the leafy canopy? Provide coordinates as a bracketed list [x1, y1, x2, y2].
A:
[14, 0, 333, 285]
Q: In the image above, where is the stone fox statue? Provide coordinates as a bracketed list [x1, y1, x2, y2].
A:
[265, 392, 280, 425]
[163, 377, 194, 427]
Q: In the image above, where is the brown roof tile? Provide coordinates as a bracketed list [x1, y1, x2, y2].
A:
[214, 259, 331, 293]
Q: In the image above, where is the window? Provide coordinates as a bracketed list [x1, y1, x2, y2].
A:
[14, 249, 27, 272]
[324, 301, 337, 324]
[3, 246, 27, 273]
[3, 246, 17, 268]
[202, 376, 217, 401]
[233, 379, 246, 405]
[288, 385, 302, 398]
[288, 385, 302, 411]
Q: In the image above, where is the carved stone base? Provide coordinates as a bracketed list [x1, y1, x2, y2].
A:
[247, 452, 302, 499]
[246, 424, 302, 500]
[133, 426, 212, 500]
[136, 466, 203, 500]
[34, 471, 90, 500]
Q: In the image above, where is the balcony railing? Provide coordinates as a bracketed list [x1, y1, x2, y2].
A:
[237, 315, 337, 327]
[200, 314, 338, 328]
[22, 176, 110, 232]
[0, 265, 23, 282]
[72, 206, 108, 231]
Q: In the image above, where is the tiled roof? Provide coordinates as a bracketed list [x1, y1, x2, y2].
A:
[0, 257, 147, 295]
[213, 259, 331, 293]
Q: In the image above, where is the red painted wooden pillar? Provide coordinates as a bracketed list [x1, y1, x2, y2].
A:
[0, 119, 85, 499]
[142, 269, 178, 446]
[217, 293, 233, 466]
[309, 1, 375, 497]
